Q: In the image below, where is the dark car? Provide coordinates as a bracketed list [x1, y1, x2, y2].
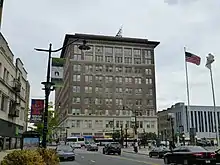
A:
[56, 145, 75, 161]
[164, 146, 216, 165]
[87, 142, 98, 151]
[103, 142, 121, 155]
[149, 147, 170, 158]
[215, 148, 220, 163]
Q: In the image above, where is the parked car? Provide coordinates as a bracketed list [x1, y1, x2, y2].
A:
[149, 147, 170, 158]
[56, 145, 75, 161]
[164, 146, 216, 165]
[103, 142, 121, 155]
[87, 142, 98, 151]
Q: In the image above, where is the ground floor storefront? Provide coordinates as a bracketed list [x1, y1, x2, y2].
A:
[0, 118, 23, 151]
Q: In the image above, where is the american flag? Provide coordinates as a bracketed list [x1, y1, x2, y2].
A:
[185, 51, 201, 66]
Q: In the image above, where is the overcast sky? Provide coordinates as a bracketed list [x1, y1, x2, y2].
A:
[2, 0, 220, 111]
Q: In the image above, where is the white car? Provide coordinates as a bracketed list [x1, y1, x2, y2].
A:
[72, 142, 81, 149]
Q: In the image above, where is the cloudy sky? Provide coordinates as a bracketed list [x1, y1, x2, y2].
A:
[2, 0, 220, 111]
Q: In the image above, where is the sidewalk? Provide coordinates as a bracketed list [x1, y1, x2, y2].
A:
[122, 147, 150, 155]
[0, 149, 19, 161]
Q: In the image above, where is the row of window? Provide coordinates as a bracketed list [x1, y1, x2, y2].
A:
[71, 108, 155, 117]
[70, 119, 155, 129]
[73, 65, 152, 75]
[74, 45, 152, 58]
[73, 86, 153, 95]
[73, 75, 153, 84]
[72, 97, 153, 106]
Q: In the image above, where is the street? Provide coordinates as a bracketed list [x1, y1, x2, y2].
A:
[60, 149, 164, 165]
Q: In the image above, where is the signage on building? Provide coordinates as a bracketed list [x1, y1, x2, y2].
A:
[51, 58, 65, 87]
[30, 99, 44, 123]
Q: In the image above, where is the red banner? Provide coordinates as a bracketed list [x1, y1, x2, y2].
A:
[30, 99, 44, 123]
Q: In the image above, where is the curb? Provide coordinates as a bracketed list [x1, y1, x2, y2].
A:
[123, 150, 149, 156]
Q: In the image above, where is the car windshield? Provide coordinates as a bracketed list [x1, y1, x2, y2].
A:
[187, 146, 207, 152]
[57, 145, 73, 152]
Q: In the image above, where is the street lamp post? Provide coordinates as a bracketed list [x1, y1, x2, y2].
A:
[35, 39, 90, 148]
[182, 134, 185, 146]
[120, 124, 124, 148]
[205, 53, 219, 147]
[167, 113, 175, 148]
[164, 128, 167, 147]
[125, 124, 128, 148]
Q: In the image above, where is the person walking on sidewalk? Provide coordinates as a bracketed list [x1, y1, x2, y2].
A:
[133, 139, 138, 153]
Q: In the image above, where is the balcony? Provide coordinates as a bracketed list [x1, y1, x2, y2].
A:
[8, 100, 20, 117]
[12, 78, 21, 93]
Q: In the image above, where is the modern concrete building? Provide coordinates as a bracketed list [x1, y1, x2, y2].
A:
[0, 32, 30, 149]
[55, 33, 159, 140]
[157, 102, 220, 140]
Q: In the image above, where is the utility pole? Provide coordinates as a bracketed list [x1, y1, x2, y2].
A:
[125, 124, 128, 148]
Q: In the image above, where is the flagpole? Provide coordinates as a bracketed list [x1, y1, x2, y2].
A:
[184, 47, 192, 133]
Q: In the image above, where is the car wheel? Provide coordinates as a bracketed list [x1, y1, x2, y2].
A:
[103, 149, 105, 154]
[118, 152, 121, 155]
[164, 157, 170, 165]
[149, 154, 152, 158]
[72, 157, 75, 161]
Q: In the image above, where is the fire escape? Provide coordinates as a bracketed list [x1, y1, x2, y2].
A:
[8, 77, 21, 117]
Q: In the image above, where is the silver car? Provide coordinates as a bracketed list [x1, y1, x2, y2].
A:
[87, 142, 98, 151]
[56, 145, 75, 161]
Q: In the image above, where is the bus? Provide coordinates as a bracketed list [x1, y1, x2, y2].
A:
[66, 136, 85, 147]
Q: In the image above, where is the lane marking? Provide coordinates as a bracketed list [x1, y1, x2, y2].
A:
[90, 160, 96, 163]
[81, 156, 84, 159]
[104, 155, 160, 165]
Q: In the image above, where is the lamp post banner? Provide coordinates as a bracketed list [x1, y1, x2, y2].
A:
[30, 99, 44, 123]
[51, 58, 65, 87]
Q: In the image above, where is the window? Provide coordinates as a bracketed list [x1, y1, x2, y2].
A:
[146, 78, 152, 84]
[84, 54, 93, 61]
[148, 89, 153, 95]
[135, 78, 142, 84]
[115, 57, 123, 63]
[73, 97, 80, 104]
[134, 58, 141, 64]
[73, 75, 81, 82]
[116, 121, 120, 128]
[135, 99, 142, 105]
[106, 66, 113, 72]
[134, 68, 142, 74]
[125, 88, 132, 94]
[116, 98, 123, 105]
[124, 57, 132, 64]
[105, 56, 113, 63]
[95, 46, 103, 55]
[95, 76, 103, 82]
[115, 77, 123, 83]
[145, 59, 152, 64]
[95, 98, 102, 105]
[116, 88, 123, 93]
[73, 86, 80, 93]
[105, 99, 112, 105]
[145, 68, 152, 75]
[72, 120, 76, 127]
[95, 65, 103, 72]
[125, 77, 132, 84]
[124, 48, 132, 56]
[76, 120, 81, 128]
[73, 54, 81, 61]
[135, 88, 142, 94]
[85, 75, 93, 82]
[85, 65, 93, 72]
[105, 76, 113, 83]
[115, 47, 123, 56]
[143, 50, 152, 59]
[115, 66, 122, 73]
[105, 88, 112, 93]
[84, 97, 92, 104]
[85, 109, 92, 115]
[126, 99, 132, 106]
[95, 55, 103, 62]
[140, 121, 143, 128]
[133, 49, 141, 57]
[73, 64, 81, 72]
[72, 108, 81, 115]
[1, 95, 7, 112]
[105, 47, 113, 55]
[95, 87, 102, 93]
[125, 67, 132, 73]
[84, 120, 92, 128]
[147, 100, 153, 106]
[85, 86, 92, 93]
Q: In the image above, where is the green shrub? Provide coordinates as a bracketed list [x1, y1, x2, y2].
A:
[1, 150, 45, 165]
[37, 148, 59, 165]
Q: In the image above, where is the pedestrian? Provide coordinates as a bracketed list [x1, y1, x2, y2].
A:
[133, 139, 138, 153]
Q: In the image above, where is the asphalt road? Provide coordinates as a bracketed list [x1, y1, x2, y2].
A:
[60, 148, 164, 165]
